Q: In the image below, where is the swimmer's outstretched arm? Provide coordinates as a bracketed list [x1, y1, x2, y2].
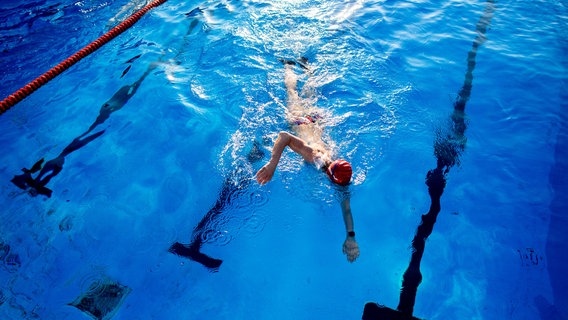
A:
[341, 197, 360, 263]
[256, 131, 314, 185]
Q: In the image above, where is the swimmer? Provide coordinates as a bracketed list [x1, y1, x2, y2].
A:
[256, 58, 360, 263]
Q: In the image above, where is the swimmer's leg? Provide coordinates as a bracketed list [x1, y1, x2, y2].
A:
[284, 64, 299, 97]
[283, 61, 307, 117]
[298, 57, 317, 98]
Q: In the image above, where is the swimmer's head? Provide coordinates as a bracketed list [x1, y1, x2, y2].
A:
[326, 159, 352, 186]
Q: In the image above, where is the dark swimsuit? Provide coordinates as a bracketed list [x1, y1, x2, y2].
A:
[292, 114, 322, 125]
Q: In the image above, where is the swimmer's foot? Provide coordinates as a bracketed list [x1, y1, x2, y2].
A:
[297, 56, 314, 76]
[297, 57, 309, 70]
[169, 242, 223, 271]
[278, 58, 296, 66]
[278, 57, 309, 69]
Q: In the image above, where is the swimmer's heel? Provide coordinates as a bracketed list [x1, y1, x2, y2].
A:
[169, 242, 223, 270]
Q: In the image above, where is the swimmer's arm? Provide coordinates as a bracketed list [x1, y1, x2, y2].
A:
[341, 197, 360, 263]
[256, 131, 313, 185]
[341, 198, 355, 234]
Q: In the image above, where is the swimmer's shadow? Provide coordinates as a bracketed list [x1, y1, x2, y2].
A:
[169, 141, 265, 271]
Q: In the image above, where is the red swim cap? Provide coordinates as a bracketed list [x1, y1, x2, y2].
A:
[326, 159, 352, 186]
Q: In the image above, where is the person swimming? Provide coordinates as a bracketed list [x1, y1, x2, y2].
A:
[255, 58, 359, 262]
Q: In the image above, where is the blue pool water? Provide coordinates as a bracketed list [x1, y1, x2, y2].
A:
[1, 0, 567, 319]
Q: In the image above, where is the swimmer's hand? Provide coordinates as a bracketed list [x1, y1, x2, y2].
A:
[343, 236, 360, 263]
[255, 162, 277, 185]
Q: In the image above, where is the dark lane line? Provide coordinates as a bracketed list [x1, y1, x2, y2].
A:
[363, 1, 495, 319]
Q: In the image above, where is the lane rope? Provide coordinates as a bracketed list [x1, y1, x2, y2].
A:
[0, 0, 168, 115]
